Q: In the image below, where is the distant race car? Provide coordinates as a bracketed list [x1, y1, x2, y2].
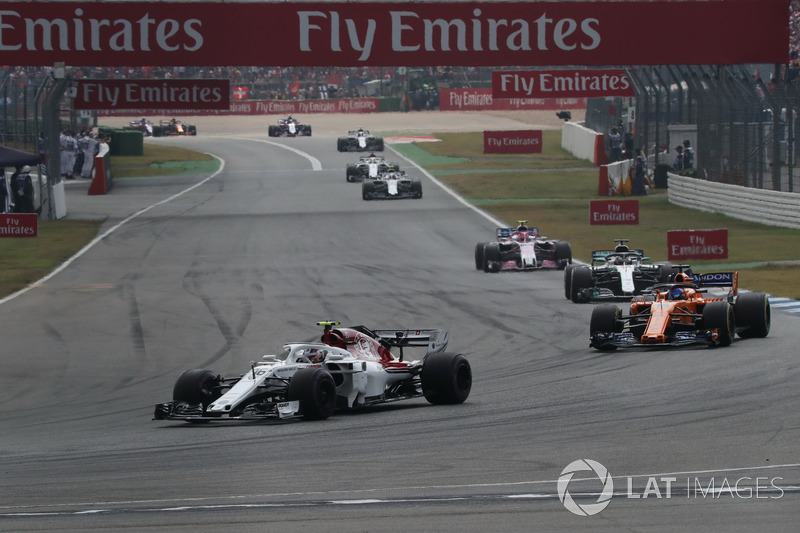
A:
[346, 153, 400, 182]
[475, 221, 572, 272]
[337, 128, 384, 152]
[589, 270, 770, 350]
[268, 115, 312, 137]
[154, 321, 471, 422]
[565, 239, 678, 303]
[123, 118, 153, 136]
[361, 169, 422, 200]
[152, 118, 197, 137]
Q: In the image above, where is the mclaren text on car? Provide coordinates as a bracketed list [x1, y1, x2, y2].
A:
[475, 221, 572, 272]
[565, 239, 678, 303]
[589, 271, 770, 350]
[154, 322, 472, 422]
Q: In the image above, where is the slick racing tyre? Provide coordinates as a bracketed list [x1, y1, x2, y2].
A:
[590, 304, 622, 351]
[362, 180, 375, 200]
[570, 266, 593, 303]
[421, 353, 472, 404]
[658, 262, 676, 283]
[702, 301, 735, 347]
[173, 369, 222, 408]
[410, 180, 422, 199]
[475, 242, 489, 270]
[483, 243, 501, 272]
[268, 125, 278, 137]
[288, 368, 337, 420]
[554, 241, 572, 269]
[734, 292, 771, 338]
[564, 264, 576, 299]
[346, 164, 357, 182]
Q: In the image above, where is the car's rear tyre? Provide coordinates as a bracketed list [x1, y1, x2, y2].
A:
[564, 264, 576, 299]
[590, 304, 622, 351]
[410, 180, 422, 199]
[362, 180, 374, 200]
[658, 262, 675, 283]
[151, 126, 164, 137]
[570, 266, 593, 303]
[304, 125, 312, 136]
[702, 301, 735, 347]
[475, 242, 489, 270]
[421, 353, 472, 404]
[173, 369, 221, 407]
[483, 242, 501, 272]
[734, 292, 771, 338]
[337, 138, 347, 151]
[554, 241, 572, 269]
[288, 368, 337, 420]
[375, 138, 384, 151]
[268, 125, 277, 137]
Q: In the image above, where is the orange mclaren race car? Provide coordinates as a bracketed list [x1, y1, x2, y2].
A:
[589, 271, 770, 350]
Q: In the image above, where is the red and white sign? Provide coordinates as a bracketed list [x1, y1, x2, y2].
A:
[484, 130, 542, 154]
[232, 86, 249, 100]
[441, 89, 585, 111]
[667, 229, 728, 261]
[0, 214, 38, 237]
[493, 70, 634, 99]
[95, 97, 379, 116]
[0, 2, 786, 67]
[589, 200, 639, 225]
[73, 79, 229, 110]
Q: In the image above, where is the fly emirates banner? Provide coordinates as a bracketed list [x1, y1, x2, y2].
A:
[0, 1, 787, 67]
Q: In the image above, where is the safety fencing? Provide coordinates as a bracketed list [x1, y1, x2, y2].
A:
[667, 173, 800, 229]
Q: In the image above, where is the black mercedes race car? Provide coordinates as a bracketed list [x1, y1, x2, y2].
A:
[337, 128, 384, 152]
[565, 240, 677, 303]
[346, 154, 400, 182]
[362, 169, 422, 200]
[268, 116, 311, 137]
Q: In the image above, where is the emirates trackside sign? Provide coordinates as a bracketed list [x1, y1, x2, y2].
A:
[0, 1, 787, 67]
[73, 79, 229, 110]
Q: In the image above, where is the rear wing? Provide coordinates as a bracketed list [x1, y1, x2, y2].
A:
[692, 271, 739, 298]
[371, 328, 449, 356]
[497, 227, 539, 240]
[592, 249, 647, 261]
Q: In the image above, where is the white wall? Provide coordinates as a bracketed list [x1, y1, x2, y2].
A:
[668, 173, 800, 229]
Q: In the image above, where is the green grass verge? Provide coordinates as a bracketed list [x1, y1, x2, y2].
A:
[402, 131, 800, 300]
[110, 143, 218, 178]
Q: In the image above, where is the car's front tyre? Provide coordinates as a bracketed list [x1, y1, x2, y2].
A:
[288, 368, 337, 420]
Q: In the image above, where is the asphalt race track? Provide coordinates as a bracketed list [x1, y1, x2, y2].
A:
[1, 115, 798, 532]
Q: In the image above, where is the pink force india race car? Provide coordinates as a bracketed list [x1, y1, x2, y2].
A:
[475, 220, 572, 272]
[154, 322, 472, 422]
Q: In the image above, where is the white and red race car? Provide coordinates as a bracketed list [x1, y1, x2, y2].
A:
[154, 322, 471, 422]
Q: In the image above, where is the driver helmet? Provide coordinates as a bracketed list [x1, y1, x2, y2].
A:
[614, 256, 624, 265]
[670, 287, 685, 300]
[306, 348, 324, 364]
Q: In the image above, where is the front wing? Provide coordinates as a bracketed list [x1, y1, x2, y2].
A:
[154, 400, 302, 421]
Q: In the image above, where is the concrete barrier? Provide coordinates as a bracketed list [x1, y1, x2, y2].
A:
[668, 173, 800, 229]
[562, 121, 607, 165]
